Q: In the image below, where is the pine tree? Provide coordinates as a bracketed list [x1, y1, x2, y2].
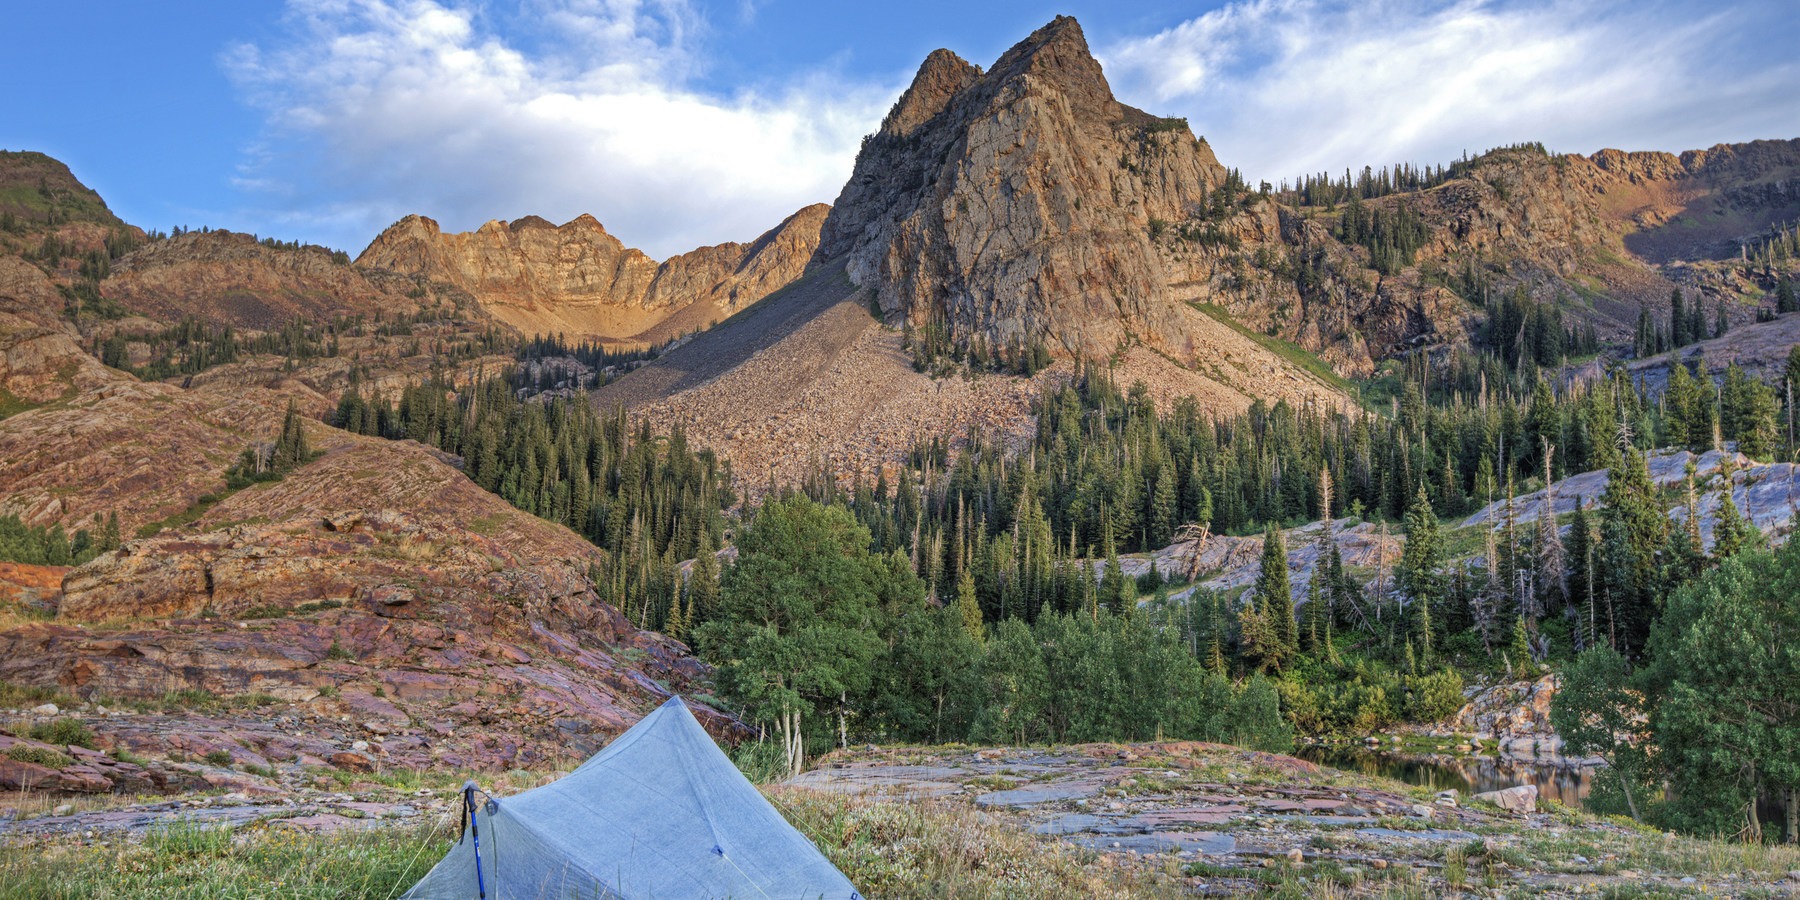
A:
[272, 401, 311, 472]
[1711, 456, 1754, 559]
[1399, 486, 1443, 617]
[1720, 362, 1780, 459]
[1508, 615, 1533, 668]
[1598, 442, 1668, 655]
[1256, 523, 1298, 660]
[955, 567, 986, 642]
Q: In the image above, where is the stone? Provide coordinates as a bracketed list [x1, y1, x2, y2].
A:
[329, 752, 374, 773]
[29, 703, 59, 716]
[1435, 790, 1459, 807]
[57, 766, 113, 793]
[0, 757, 59, 790]
[1474, 784, 1538, 815]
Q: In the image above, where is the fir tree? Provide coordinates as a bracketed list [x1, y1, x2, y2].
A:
[1597, 443, 1667, 655]
[1399, 486, 1443, 618]
[1256, 523, 1298, 661]
[955, 567, 986, 642]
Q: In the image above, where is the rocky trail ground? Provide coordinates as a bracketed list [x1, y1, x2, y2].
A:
[8, 738, 1798, 898]
[789, 742, 1800, 897]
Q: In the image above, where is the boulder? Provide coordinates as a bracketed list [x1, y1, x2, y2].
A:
[1474, 784, 1537, 815]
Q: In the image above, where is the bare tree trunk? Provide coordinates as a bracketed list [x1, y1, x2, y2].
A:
[786, 709, 805, 781]
[1786, 788, 1797, 844]
[837, 690, 848, 751]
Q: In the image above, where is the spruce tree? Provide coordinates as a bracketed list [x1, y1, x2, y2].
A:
[1256, 523, 1297, 660]
[1597, 443, 1667, 655]
[1399, 486, 1443, 617]
[955, 568, 985, 642]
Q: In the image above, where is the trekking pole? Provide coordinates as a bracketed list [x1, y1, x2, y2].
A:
[464, 781, 488, 899]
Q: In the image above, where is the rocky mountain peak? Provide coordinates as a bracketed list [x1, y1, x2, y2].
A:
[986, 14, 1109, 97]
[817, 15, 1226, 360]
[880, 49, 981, 139]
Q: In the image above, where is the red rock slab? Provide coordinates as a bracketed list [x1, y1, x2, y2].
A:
[272, 813, 361, 831]
[1125, 807, 1245, 827]
[1250, 799, 1311, 812]
[0, 757, 59, 790]
[56, 765, 113, 792]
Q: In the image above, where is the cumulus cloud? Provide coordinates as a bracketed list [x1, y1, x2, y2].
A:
[1098, 0, 1798, 186]
[228, 0, 1794, 253]
[226, 0, 893, 257]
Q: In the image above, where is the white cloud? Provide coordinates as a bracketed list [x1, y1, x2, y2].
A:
[1098, 0, 1799, 186]
[227, 0, 893, 258]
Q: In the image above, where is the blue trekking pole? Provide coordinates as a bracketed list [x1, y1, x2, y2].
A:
[463, 781, 488, 899]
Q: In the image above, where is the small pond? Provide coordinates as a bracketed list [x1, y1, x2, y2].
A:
[1296, 744, 1597, 810]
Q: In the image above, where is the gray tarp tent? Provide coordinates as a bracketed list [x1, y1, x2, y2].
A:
[403, 696, 860, 899]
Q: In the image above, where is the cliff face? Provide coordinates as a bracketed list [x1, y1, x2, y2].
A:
[100, 231, 434, 329]
[815, 17, 1470, 376]
[356, 204, 829, 345]
[819, 17, 1228, 360]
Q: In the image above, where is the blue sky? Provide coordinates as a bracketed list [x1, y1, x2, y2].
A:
[4, 1, 1794, 259]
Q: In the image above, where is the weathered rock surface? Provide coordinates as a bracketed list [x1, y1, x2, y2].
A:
[817, 17, 1472, 376]
[0, 257, 125, 405]
[1463, 447, 1800, 548]
[100, 231, 436, 329]
[355, 204, 827, 345]
[0, 441, 736, 778]
[1474, 784, 1539, 815]
[781, 741, 1717, 895]
[1452, 675, 1582, 765]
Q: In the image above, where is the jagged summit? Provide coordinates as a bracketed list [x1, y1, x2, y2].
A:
[356, 204, 828, 345]
[880, 49, 981, 139]
[817, 15, 1228, 360]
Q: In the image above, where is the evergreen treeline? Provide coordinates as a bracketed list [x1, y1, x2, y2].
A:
[1634, 288, 1730, 357]
[1337, 196, 1430, 275]
[0, 513, 118, 567]
[514, 333, 674, 393]
[901, 317, 1054, 378]
[335, 377, 733, 625]
[1271, 143, 1549, 208]
[96, 312, 510, 380]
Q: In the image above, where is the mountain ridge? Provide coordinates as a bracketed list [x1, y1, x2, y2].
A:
[354, 203, 829, 346]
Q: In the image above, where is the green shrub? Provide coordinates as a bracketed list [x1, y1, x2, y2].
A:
[1405, 669, 1466, 722]
[27, 718, 95, 749]
[203, 750, 233, 767]
[5, 744, 73, 768]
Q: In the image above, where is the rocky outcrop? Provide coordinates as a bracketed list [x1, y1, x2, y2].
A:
[819, 17, 1226, 360]
[1463, 447, 1800, 549]
[814, 17, 1470, 378]
[355, 204, 828, 345]
[0, 440, 736, 776]
[1453, 675, 1578, 764]
[0, 257, 125, 405]
[100, 231, 436, 329]
[1473, 784, 1538, 815]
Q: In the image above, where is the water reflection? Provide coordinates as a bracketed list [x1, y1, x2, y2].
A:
[1297, 745, 1595, 810]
